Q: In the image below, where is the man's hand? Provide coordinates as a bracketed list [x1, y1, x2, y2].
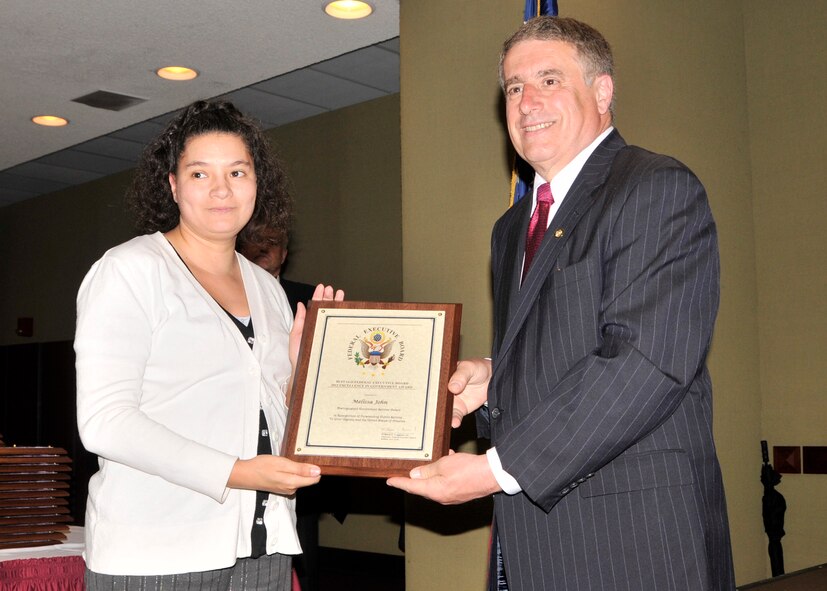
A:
[386, 452, 501, 505]
[450, 358, 492, 428]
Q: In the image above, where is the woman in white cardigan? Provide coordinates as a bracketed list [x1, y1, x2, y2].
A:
[75, 100, 342, 590]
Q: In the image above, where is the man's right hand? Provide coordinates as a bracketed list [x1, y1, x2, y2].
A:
[449, 358, 492, 428]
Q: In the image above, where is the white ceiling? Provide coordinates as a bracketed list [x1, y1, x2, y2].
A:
[0, 1, 400, 207]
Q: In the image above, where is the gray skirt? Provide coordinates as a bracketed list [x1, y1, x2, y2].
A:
[85, 553, 292, 591]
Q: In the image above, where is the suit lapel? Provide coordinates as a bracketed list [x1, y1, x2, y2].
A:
[494, 131, 627, 374]
[493, 194, 532, 342]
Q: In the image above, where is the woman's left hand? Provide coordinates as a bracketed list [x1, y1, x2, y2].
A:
[287, 284, 344, 403]
[228, 455, 322, 496]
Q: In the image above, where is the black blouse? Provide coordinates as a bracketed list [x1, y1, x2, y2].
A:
[224, 311, 271, 559]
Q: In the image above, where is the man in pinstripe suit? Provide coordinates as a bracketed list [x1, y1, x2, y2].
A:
[388, 16, 736, 590]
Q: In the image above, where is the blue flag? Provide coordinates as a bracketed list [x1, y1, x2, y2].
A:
[510, 0, 559, 206]
[524, 0, 558, 20]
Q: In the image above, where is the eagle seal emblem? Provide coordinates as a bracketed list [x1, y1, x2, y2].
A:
[356, 330, 395, 369]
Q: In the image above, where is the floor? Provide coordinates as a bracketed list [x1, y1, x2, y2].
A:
[737, 563, 827, 590]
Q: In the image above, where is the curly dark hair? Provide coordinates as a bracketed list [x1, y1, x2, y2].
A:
[126, 99, 292, 246]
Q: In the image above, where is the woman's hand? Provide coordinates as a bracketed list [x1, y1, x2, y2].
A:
[288, 284, 345, 403]
[228, 455, 321, 496]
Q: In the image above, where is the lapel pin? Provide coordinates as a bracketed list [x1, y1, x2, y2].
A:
[554, 228, 564, 238]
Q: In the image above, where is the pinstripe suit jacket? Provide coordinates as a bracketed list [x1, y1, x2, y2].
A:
[481, 131, 735, 590]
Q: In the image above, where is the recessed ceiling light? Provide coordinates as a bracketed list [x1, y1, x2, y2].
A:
[324, 1, 373, 19]
[31, 115, 69, 127]
[156, 66, 198, 81]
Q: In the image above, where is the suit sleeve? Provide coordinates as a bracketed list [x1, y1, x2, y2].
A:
[495, 162, 719, 511]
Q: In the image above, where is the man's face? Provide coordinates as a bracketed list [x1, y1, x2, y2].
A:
[240, 235, 287, 278]
[503, 39, 612, 181]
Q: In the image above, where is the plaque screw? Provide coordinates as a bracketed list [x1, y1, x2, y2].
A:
[296, 448, 302, 452]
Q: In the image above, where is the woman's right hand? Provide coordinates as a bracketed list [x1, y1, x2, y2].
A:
[287, 284, 345, 406]
[227, 455, 321, 496]
[289, 284, 345, 370]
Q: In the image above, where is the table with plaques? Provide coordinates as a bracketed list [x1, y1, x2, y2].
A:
[0, 446, 84, 590]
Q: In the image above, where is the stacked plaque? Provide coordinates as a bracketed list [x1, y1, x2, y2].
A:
[0, 446, 73, 549]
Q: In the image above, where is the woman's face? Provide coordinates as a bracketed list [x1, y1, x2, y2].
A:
[168, 132, 256, 241]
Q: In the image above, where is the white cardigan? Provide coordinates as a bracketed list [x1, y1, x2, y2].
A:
[75, 232, 301, 575]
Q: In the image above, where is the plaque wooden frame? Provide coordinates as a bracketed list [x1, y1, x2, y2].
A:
[282, 301, 461, 478]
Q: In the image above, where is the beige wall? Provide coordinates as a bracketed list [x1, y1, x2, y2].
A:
[0, 95, 402, 347]
[0, 170, 136, 345]
[745, 0, 827, 573]
[400, 2, 515, 589]
[271, 94, 402, 301]
[399, 0, 827, 587]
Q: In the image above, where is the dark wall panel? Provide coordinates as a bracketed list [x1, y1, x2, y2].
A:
[0, 341, 96, 525]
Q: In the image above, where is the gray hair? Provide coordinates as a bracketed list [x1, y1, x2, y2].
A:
[498, 16, 615, 113]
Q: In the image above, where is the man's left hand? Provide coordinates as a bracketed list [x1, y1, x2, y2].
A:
[386, 452, 501, 505]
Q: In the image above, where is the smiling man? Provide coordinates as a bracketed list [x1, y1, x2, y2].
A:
[388, 16, 735, 591]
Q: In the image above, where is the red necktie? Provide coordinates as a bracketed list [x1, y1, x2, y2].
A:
[522, 182, 553, 281]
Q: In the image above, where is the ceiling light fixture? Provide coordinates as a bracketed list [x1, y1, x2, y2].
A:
[324, 1, 373, 19]
[31, 115, 69, 127]
[156, 66, 198, 81]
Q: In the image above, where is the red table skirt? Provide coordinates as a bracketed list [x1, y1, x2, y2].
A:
[0, 555, 85, 590]
[0, 556, 299, 590]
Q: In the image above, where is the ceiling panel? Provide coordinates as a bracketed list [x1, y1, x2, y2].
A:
[311, 45, 400, 92]
[72, 136, 146, 162]
[0, 173, 70, 197]
[253, 69, 388, 112]
[37, 151, 135, 176]
[216, 87, 328, 129]
[108, 121, 169, 145]
[4, 162, 103, 186]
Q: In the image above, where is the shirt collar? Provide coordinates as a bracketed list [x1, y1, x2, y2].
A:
[532, 126, 614, 206]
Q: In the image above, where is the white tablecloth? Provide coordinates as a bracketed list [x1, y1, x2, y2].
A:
[0, 525, 84, 562]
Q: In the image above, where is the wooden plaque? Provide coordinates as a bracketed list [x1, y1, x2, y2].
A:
[282, 301, 461, 477]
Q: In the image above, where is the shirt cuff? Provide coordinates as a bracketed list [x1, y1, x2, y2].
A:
[486, 447, 522, 495]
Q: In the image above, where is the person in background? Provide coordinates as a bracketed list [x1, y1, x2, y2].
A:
[388, 16, 735, 591]
[238, 223, 315, 316]
[75, 99, 342, 590]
